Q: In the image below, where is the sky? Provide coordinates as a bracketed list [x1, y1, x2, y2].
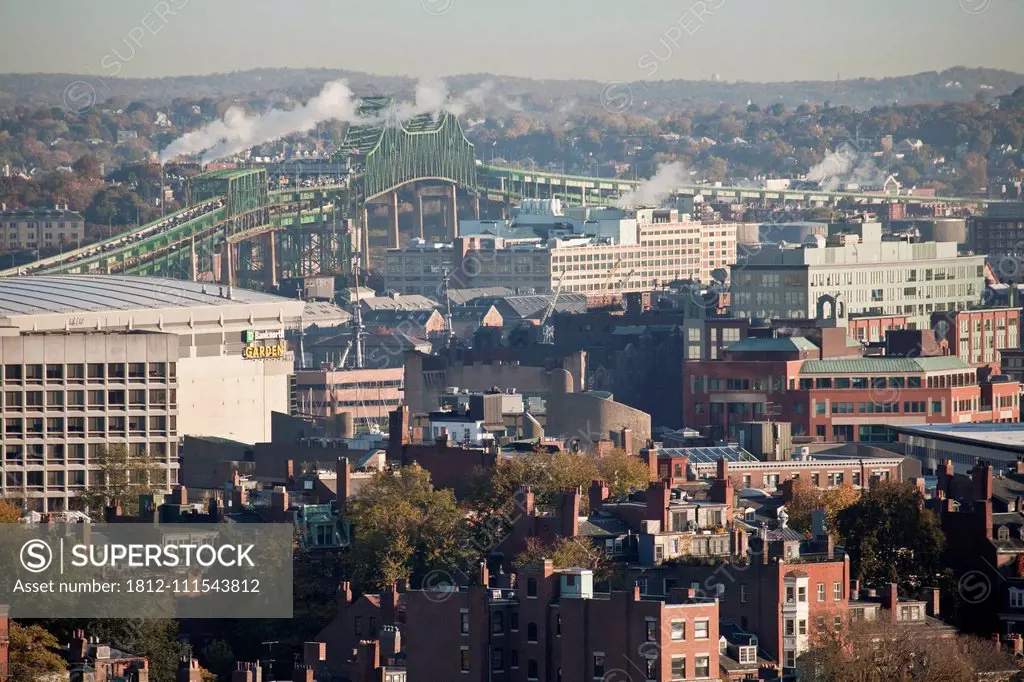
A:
[1, 0, 1023, 82]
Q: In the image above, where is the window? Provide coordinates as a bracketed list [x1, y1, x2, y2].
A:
[128, 362, 146, 379]
[671, 620, 685, 640]
[817, 583, 825, 602]
[785, 650, 796, 668]
[492, 611, 504, 634]
[527, 622, 538, 643]
[740, 584, 747, 603]
[510, 612, 519, 631]
[798, 619, 807, 635]
[786, 586, 795, 603]
[834, 615, 842, 630]
[645, 657, 657, 680]
[646, 619, 657, 642]
[671, 656, 686, 680]
[527, 659, 537, 680]
[492, 648, 503, 671]
[460, 611, 469, 635]
[593, 654, 605, 678]
[797, 586, 807, 602]
[45, 364, 63, 381]
[834, 582, 843, 600]
[460, 648, 470, 673]
[785, 619, 794, 636]
[354, 616, 363, 636]
[738, 646, 756, 665]
[527, 577, 537, 597]
[694, 619, 708, 639]
[107, 363, 125, 380]
[695, 655, 710, 678]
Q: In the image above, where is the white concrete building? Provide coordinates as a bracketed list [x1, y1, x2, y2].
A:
[730, 221, 985, 328]
[388, 206, 739, 294]
[0, 275, 347, 512]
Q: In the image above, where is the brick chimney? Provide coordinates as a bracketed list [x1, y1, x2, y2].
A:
[69, 629, 89, 662]
[589, 480, 609, 512]
[379, 625, 402, 664]
[231, 662, 262, 682]
[271, 487, 289, 523]
[1016, 458, 1024, 476]
[176, 657, 204, 682]
[232, 484, 248, 510]
[291, 665, 314, 682]
[359, 640, 379, 682]
[169, 485, 188, 506]
[937, 459, 954, 496]
[337, 457, 351, 508]
[632, 581, 641, 601]
[978, 499, 993, 540]
[641, 447, 660, 482]
[387, 405, 411, 459]
[925, 587, 940, 617]
[557, 487, 581, 538]
[303, 642, 326, 667]
[338, 580, 353, 605]
[974, 460, 993, 501]
[382, 582, 401, 626]
[911, 477, 926, 496]
[513, 485, 535, 517]
[479, 561, 491, 588]
[620, 427, 634, 455]
[645, 481, 671, 530]
[885, 583, 899, 623]
[710, 459, 733, 512]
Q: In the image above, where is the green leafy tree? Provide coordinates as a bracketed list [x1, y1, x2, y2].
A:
[78, 442, 164, 518]
[835, 482, 945, 591]
[514, 536, 611, 581]
[348, 464, 473, 591]
[9, 623, 68, 681]
[596, 448, 653, 500]
[785, 478, 858, 535]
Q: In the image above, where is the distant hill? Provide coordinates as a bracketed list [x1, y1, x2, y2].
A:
[1, 66, 1022, 114]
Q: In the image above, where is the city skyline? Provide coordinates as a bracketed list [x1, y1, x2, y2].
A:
[2, 0, 1024, 83]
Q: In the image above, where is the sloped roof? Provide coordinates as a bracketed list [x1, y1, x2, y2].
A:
[799, 356, 972, 374]
[725, 336, 819, 353]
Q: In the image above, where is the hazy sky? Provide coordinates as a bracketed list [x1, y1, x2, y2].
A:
[2, 0, 1023, 82]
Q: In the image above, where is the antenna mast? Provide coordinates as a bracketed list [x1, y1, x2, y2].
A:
[442, 266, 455, 347]
[352, 260, 366, 369]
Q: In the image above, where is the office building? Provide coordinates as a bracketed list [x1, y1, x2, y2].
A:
[0, 207, 86, 251]
[385, 206, 737, 295]
[730, 221, 985, 328]
[0, 275, 347, 512]
[968, 202, 1024, 268]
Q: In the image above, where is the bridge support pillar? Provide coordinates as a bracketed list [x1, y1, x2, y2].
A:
[220, 240, 234, 287]
[264, 231, 277, 289]
[389, 191, 400, 249]
[361, 205, 370, 271]
[581, 185, 587, 207]
[472, 193, 480, 220]
[189, 237, 197, 282]
[448, 184, 459, 240]
[416, 192, 425, 240]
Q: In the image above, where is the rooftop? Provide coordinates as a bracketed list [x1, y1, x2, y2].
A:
[799, 356, 973, 374]
[0, 275, 286, 317]
[891, 423, 1024, 453]
[725, 336, 819, 353]
[655, 445, 759, 464]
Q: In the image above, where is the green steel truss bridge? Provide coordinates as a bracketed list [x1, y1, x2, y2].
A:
[0, 100, 1004, 287]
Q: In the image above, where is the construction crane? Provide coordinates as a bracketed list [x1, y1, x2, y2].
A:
[602, 256, 626, 291]
[539, 270, 566, 326]
[617, 267, 636, 292]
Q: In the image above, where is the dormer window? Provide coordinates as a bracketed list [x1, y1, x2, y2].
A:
[998, 526, 1010, 541]
[738, 646, 757, 665]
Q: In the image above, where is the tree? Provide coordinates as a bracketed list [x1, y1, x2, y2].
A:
[347, 464, 473, 591]
[798, 617, 1021, 682]
[785, 479, 858, 535]
[9, 623, 68, 681]
[72, 153, 102, 179]
[595, 448, 653, 499]
[78, 443, 163, 518]
[470, 449, 600, 516]
[0, 500, 21, 523]
[514, 536, 611, 581]
[835, 482, 945, 591]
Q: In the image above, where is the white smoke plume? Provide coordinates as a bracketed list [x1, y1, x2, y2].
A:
[159, 77, 530, 166]
[805, 142, 885, 192]
[160, 80, 362, 164]
[616, 162, 689, 207]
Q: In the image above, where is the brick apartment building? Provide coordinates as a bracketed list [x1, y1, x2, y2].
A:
[683, 327, 1020, 443]
[930, 307, 1021, 369]
[403, 561, 720, 682]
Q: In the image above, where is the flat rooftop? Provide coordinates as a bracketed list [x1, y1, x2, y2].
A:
[892, 423, 1024, 452]
[0, 275, 287, 317]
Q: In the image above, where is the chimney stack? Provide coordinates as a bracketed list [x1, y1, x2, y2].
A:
[589, 480, 609, 512]
[337, 457, 351, 508]
[557, 487, 581, 538]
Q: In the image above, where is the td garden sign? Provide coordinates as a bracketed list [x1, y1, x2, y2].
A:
[242, 328, 287, 360]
